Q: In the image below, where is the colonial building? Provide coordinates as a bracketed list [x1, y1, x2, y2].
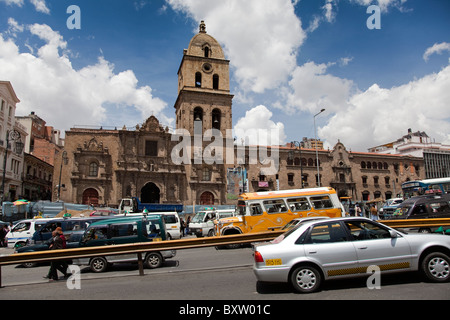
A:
[22, 153, 53, 201]
[16, 111, 64, 166]
[0, 81, 26, 202]
[55, 22, 424, 207]
[254, 141, 424, 202]
[369, 128, 450, 179]
[56, 22, 232, 206]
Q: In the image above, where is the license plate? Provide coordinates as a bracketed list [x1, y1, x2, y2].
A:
[265, 259, 282, 266]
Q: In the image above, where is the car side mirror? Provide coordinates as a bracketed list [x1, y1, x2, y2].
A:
[389, 230, 398, 238]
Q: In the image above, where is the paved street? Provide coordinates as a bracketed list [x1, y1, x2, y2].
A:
[0, 245, 449, 301]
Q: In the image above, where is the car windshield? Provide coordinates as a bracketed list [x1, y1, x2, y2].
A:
[395, 204, 413, 216]
[192, 212, 208, 223]
[281, 220, 299, 230]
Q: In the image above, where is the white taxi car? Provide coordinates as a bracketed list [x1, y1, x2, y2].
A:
[253, 217, 450, 293]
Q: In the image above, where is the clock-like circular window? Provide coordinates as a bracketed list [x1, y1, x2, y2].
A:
[202, 63, 213, 73]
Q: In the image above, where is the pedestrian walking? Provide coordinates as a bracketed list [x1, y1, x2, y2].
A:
[186, 216, 191, 235]
[48, 227, 69, 281]
[0, 224, 7, 247]
[355, 204, 362, 217]
[370, 204, 378, 220]
[180, 218, 185, 237]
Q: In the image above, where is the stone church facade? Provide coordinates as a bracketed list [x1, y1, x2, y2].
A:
[55, 22, 424, 207]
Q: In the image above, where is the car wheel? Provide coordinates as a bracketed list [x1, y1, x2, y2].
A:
[22, 262, 38, 268]
[145, 252, 163, 269]
[421, 252, 450, 282]
[290, 265, 322, 293]
[90, 257, 108, 273]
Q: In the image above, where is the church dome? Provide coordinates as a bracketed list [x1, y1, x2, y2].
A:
[186, 21, 225, 60]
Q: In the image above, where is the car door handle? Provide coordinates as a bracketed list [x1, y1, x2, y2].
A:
[308, 251, 317, 254]
[358, 246, 368, 250]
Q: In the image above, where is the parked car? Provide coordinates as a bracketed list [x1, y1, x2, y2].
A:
[16, 215, 176, 272]
[72, 215, 176, 272]
[393, 194, 450, 233]
[379, 198, 403, 219]
[15, 230, 85, 268]
[253, 217, 450, 293]
[27, 216, 112, 245]
[6, 218, 53, 248]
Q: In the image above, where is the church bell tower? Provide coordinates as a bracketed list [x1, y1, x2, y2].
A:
[174, 21, 233, 137]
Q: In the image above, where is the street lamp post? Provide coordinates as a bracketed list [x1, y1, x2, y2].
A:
[1, 130, 24, 204]
[314, 108, 325, 187]
[57, 150, 68, 201]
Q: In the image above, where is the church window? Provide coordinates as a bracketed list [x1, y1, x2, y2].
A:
[194, 107, 203, 122]
[204, 46, 210, 58]
[213, 74, 219, 89]
[89, 162, 98, 177]
[202, 167, 211, 181]
[195, 72, 202, 88]
[212, 109, 221, 130]
[145, 140, 158, 157]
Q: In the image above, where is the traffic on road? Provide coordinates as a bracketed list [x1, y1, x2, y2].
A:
[0, 187, 450, 301]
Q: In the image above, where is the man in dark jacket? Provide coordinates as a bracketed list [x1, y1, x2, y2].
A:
[49, 228, 69, 281]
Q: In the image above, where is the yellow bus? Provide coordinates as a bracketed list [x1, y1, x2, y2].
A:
[215, 187, 345, 236]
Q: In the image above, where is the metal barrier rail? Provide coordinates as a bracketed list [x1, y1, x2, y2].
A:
[0, 231, 284, 287]
[379, 217, 450, 229]
[0, 217, 449, 287]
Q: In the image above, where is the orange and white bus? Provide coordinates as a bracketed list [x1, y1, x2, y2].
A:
[215, 187, 345, 236]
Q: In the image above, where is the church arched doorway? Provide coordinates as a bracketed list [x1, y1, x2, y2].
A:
[82, 188, 99, 206]
[199, 191, 214, 205]
[141, 182, 160, 204]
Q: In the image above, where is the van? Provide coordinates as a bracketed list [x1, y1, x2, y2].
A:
[28, 216, 112, 245]
[393, 193, 450, 233]
[71, 215, 176, 272]
[160, 212, 181, 239]
[189, 209, 236, 237]
[6, 218, 53, 248]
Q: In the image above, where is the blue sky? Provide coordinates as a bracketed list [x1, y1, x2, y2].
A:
[0, 0, 449, 151]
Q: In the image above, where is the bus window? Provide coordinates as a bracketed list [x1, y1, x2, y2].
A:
[310, 196, 333, 209]
[287, 198, 310, 211]
[249, 203, 263, 216]
[263, 199, 288, 214]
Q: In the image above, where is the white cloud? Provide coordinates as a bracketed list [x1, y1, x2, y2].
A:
[7, 18, 24, 37]
[322, 0, 337, 23]
[283, 61, 355, 114]
[0, 24, 169, 134]
[30, 0, 49, 14]
[234, 105, 286, 146]
[423, 42, 450, 62]
[1, 0, 49, 13]
[166, 0, 305, 94]
[349, 0, 408, 12]
[319, 64, 450, 150]
[0, 0, 24, 7]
